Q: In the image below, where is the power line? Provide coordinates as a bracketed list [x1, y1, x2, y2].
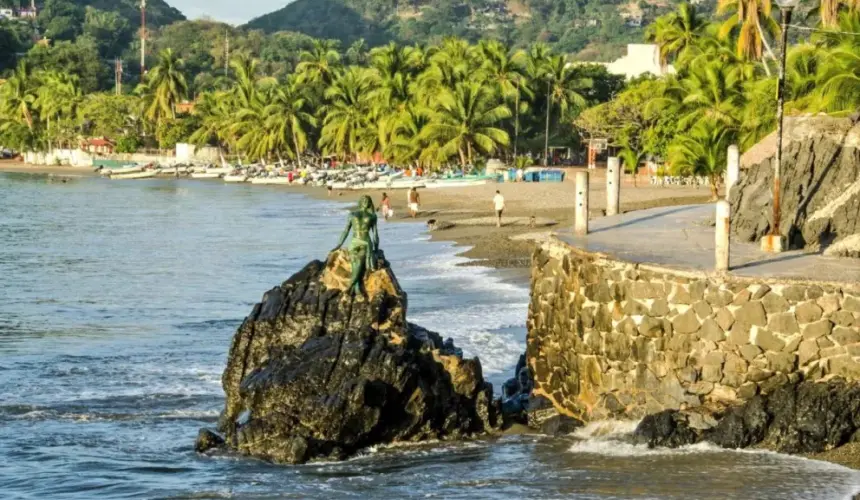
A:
[787, 24, 860, 37]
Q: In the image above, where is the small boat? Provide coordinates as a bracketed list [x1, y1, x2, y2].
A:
[250, 177, 291, 185]
[191, 172, 224, 179]
[103, 165, 142, 176]
[223, 174, 249, 183]
[424, 179, 489, 189]
[110, 170, 158, 180]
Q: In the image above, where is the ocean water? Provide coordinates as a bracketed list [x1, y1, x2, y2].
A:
[0, 172, 858, 499]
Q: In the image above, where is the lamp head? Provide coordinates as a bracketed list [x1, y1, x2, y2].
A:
[775, 0, 800, 9]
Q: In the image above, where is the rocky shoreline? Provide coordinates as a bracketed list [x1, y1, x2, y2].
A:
[196, 250, 501, 464]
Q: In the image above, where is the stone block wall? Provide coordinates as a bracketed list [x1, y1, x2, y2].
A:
[527, 238, 860, 422]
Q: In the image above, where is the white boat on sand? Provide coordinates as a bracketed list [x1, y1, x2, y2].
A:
[250, 177, 291, 185]
[191, 172, 224, 179]
[424, 179, 489, 189]
[103, 165, 142, 176]
[110, 170, 158, 180]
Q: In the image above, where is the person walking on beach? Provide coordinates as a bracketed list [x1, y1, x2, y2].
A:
[493, 190, 506, 228]
[407, 187, 420, 218]
[380, 192, 393, 220]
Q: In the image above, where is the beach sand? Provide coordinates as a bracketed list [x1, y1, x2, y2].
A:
[0, 160, 98, 176]
[300, 169, 715, 269]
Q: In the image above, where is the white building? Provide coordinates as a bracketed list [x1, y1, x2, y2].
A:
[602, 44, 675, 80]
[0, 8, 14, 19]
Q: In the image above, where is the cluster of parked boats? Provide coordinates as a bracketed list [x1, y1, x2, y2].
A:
[97, 163, 498, 190]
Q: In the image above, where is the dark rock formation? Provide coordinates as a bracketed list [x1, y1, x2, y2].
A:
[634, 379, 860, 454]
[196, 250, 499, 464]
[730, 115, 860, 252]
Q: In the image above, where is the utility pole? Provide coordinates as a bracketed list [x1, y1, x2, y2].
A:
[115, 58, 123, 95]
[140, 0, 147, 76]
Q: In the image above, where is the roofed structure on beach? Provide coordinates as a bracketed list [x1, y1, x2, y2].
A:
[81, 137, 115, 155]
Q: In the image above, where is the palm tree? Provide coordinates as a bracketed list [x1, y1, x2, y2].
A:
[139, 48, 188, 127]
[386, 106, 432, 168]
[189, 90, 234, 150]
[319, 67, 375, 161]
[542, 55, 591, 165]
[655, 58, 745, 131]
[0, 61, 38, 131]
[819, 0, 860, 28]
[478, 41, 530, 157]
[295, 39, 342, 87]
[263, 77, 317, 160]
[646, 3, 708, 65]
[367, 43, 422, 153]
[668, 119, 734, 199]
[420, 80, 511, 166]
[36, 71, 81, 149]
[717, 0, 779, 66]
[813, 11, 860, 113]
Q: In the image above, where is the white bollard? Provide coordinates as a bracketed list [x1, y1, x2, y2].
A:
[726, 145, 740, 201]
[606, 157, 621, 217]
[715, 200, 731, 272]
[575, 171, 590, 236]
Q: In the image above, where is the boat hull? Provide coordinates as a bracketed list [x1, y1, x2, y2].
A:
[110, 171, 158, 180]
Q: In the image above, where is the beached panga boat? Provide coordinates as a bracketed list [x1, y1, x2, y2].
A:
[109, 170, 158, 180]
[191, 172, 224, 179]
[250, 177, 291, 185]
[424, 179, 489, 189]
[102, 165, 142, 176]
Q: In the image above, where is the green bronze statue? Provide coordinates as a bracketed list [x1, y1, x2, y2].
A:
[333, 195, 380, 296]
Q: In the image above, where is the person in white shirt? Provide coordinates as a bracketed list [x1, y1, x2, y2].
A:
[493, 190, 505, 228]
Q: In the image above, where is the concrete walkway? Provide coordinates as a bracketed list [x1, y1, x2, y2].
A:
[558, 204, 860, 283]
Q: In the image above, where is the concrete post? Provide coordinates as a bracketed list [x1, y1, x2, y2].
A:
[715, 200, 731, 272]
[606, 156, 621, 217]
[575, 171, 589, 236]
[726, 145, 740, 201]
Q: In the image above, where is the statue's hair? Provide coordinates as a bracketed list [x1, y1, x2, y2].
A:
[359, 194, 376, 213]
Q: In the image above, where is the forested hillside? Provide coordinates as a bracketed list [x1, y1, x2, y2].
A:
[246, 0, 717, 60]
[0, 0, 184, 89]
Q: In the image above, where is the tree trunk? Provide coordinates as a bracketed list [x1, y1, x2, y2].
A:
[466, 141, 473, 166]
[458, 146, 466, 167]
[710, 176, 719, 201]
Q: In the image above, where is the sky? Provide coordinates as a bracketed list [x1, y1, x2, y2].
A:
[170, 0, 289, 26]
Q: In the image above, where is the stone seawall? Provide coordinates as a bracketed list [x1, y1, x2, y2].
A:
[527, 238, 860, 422]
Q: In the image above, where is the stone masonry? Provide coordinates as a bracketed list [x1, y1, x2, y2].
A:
[527, 238, 860, 422]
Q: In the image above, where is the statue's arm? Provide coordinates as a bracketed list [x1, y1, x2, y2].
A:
[371, 217, 380, 251]
[333, 219, 352, 250]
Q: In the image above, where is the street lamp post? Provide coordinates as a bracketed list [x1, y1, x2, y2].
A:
[763, 0, 800, 253]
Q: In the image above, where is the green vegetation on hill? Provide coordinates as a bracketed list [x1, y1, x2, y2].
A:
[245, 0, 717, 61]
[1, 0, 858, 182]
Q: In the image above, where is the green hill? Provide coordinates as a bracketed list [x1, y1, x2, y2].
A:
[245, 0, 714, 59]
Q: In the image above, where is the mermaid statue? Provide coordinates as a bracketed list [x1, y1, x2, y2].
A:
[332, 195, 380, 296]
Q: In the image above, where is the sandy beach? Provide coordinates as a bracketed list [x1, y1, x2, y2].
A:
[0, 160, 716, 268]
[299, 169, 715, 268]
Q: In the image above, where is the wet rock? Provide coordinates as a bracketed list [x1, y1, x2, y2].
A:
[635, 380, 860, 455]
[633, 410, 700, 448]
[195, 429, 225, 453]
[200, 250, 499, 464]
